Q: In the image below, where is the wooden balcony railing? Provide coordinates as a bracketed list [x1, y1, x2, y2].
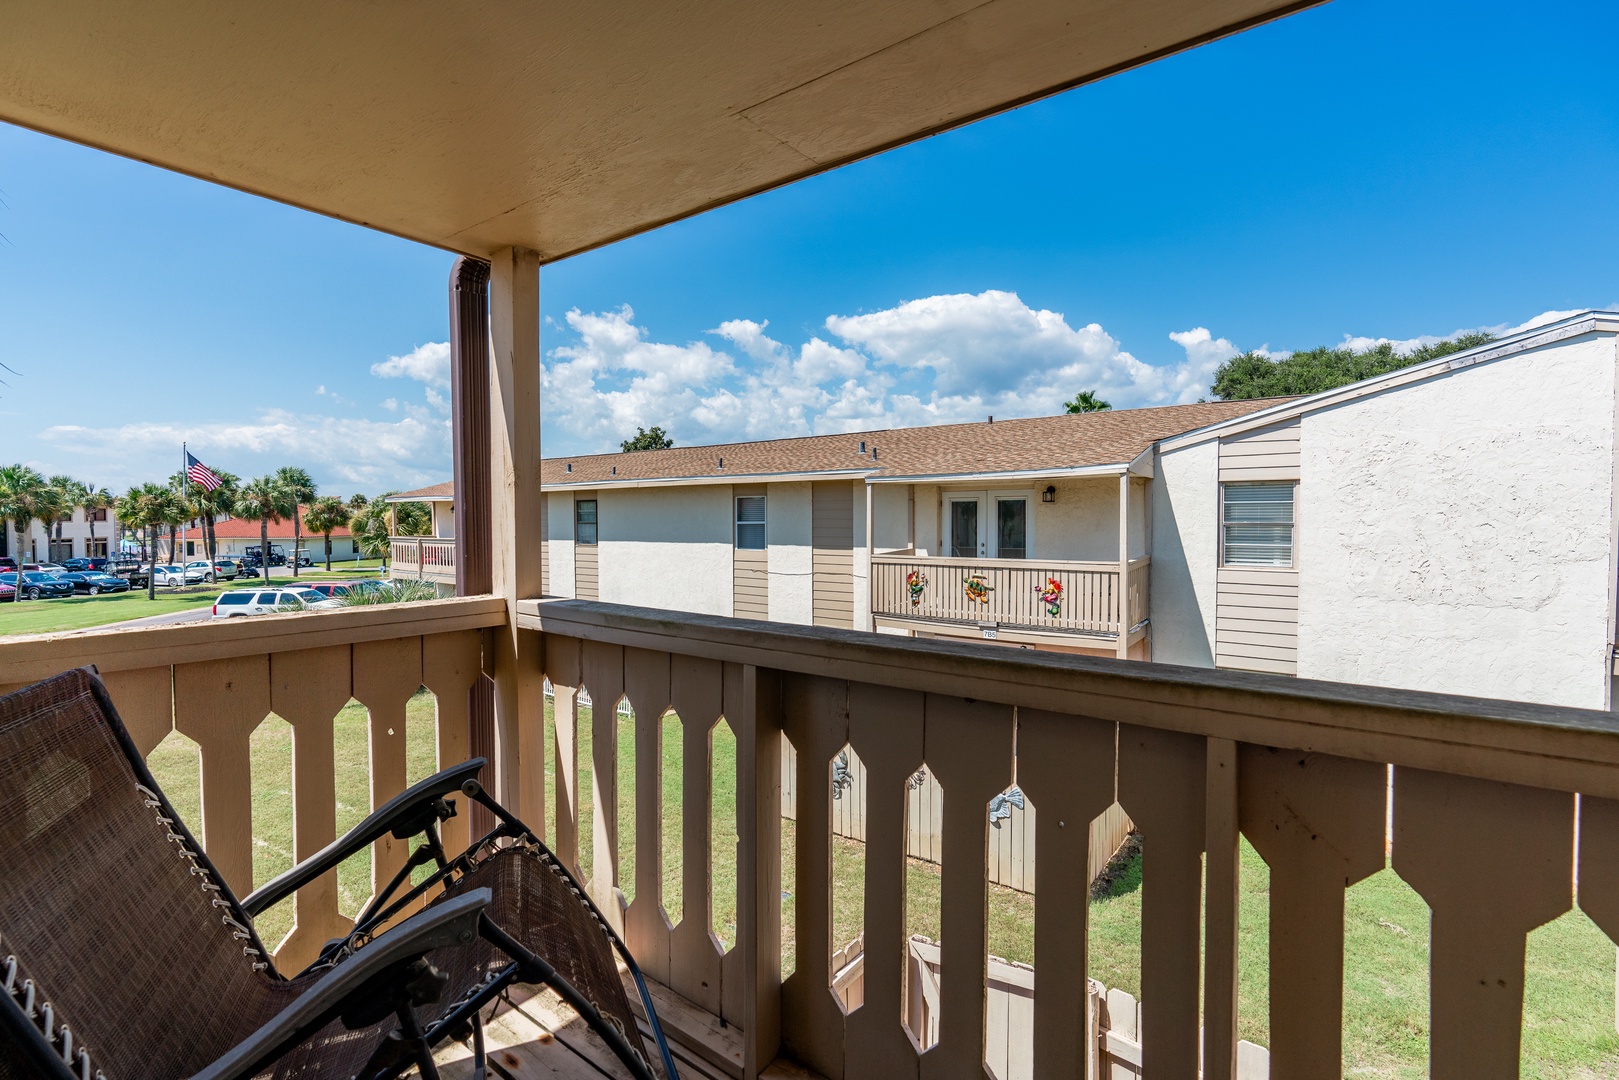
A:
[7, 594, 1619, 1077]
[519, 598, 1619, 1080]
[0, 596, 504, 973]
[872, 554, 1149, 640]
[389, 535, 457, 583]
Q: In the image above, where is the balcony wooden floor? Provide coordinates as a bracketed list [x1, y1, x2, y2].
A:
[436, 977, 823, 1080]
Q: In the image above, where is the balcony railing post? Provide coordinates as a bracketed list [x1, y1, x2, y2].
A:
[487, 246, 546, 822]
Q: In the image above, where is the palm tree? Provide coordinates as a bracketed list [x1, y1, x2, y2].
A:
[81, 484, 114, 557]
[348, 493, 369, 511]
[235, 475, 291, 584]
[276, 466, 317, 577]
[198, 471, 241, 566]
[0, 464, 49, 562]
[116, 483, 175, 599]
[1065, 390, 1112, 413]
[303, 496, 351, 572]
[47, 476, 88, 561]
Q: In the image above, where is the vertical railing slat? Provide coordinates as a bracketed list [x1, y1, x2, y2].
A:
[1393, 768, 1574, 1080]
[101, 665, 174, 756]
[421, 629, 484, 860]
[1018, 707, 1115, 1079]
[352, 636, 423, 908]
[624, 645, 674, 984]
[582, 640, 626, 928]
[734, 662, 784, 1079]
[845, 682, 926, 1080]
[548, 636, 583, 873]
[1117, 724, 1206, 1077]
[174, 655, 269, 897]
[780, 673, 851, 1080]
[1239, 746, 1384, 1076]
[671, 653, 726, 1015]
[921, 694, 1014, 1080]
[269, 644, 354, 970]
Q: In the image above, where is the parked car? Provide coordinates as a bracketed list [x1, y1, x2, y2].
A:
[0, 571, 75, 600]
[304, 580, 377, 599]
[34, 563, 70, 577]
[0, 580, 14, 602]
[186, 559, 238, 582]
[60, 557, 113, 573]
[0, 557, 15, 572]
[149, 564, 206, 587]
[58, 571, 131, 595]
[211, 587, 343, 618]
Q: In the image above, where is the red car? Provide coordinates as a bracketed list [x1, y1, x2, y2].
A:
[0, 580, 14, 602]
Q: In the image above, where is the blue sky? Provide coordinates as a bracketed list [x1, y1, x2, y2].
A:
[1, 0, 1615, 494]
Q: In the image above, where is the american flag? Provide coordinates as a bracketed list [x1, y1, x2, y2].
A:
[186, 450, 222, 491]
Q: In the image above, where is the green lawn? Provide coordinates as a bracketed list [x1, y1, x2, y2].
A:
[0, 564, 393, 635]
[146, 700, 1619, 1075]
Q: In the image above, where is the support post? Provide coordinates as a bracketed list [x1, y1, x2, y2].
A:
[1117, 471, 1130, 659]
[864, 480, 875, 631]
[1203, 737, 1240, 1080]
[450, 256, 497, 834]
[738, 664, 783, 1078]
[488, 247, 547, 824]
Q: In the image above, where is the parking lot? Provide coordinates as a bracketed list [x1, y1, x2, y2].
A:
[0, 560, 390, 635]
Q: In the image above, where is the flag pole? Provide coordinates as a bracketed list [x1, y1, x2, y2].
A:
[180, 442, 188, 569]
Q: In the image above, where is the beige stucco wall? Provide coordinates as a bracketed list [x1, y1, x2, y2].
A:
[871, 484, 911, 551]
[594, 485, 733, 616]
[767, 481, 814, 624]
[1297, 332, 1616, 708]
[1150, 441, 1219, 667]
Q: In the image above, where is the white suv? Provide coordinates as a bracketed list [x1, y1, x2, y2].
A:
[212, 587, 343, 618]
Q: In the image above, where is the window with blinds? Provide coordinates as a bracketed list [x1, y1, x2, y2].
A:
[575, 499, 598, 546]
[735, 495, 766, 550]
[1221, 482, 1294, 567]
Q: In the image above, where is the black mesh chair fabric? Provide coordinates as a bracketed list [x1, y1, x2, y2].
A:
[0, 669, 650, 1079]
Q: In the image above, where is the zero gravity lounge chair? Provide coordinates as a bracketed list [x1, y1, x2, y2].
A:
[0, 669, 679, 1080]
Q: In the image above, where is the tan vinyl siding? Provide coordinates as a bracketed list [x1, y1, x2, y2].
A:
[1216, 422, 1300, 674]
[734, 547, 769, 619]
[1218, 418, 1300, 482]
[575, 544, 599, 600]
[733, 484, 768, 619]
[812, 480, 855, 629]
[539, 496, 550, 597]
[1214, 568, 1298, 674]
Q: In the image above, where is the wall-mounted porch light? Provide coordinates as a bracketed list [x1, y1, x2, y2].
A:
[1042, 485, 1056, 503]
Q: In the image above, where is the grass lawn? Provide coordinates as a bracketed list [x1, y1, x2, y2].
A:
[146, 697, 1619, 1075]
[0, 564, 394, 636]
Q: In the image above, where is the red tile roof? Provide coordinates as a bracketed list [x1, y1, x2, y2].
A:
[211, 505, 352, 538]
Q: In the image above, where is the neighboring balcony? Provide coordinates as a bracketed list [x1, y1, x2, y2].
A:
[871, 553, 1149, 651]
[388, 535, 457, 586]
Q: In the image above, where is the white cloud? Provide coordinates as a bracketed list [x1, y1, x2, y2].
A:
[39, 409, 450, 492]
[371, 341, 451, 389]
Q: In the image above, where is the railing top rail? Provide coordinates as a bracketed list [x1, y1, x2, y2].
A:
[521, 597, 1619, 797]
[0, 595, 505, 682]
[870, 554, 1133, 573]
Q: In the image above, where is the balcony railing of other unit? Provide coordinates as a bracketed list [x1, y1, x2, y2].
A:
[872, 553, 1149, 641]
[389, 535, 457, 584]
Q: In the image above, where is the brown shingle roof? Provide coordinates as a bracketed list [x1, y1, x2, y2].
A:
[388, 482, 454, 501]
[540, 400, 1287, 486]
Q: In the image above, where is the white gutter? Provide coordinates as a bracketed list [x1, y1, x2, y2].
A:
[865, 462, 1130, 485]
[540, 467, 876, 492]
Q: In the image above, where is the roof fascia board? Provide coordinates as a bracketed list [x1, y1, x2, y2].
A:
[1127, 445, 1155, 478]
[540, 468, 876, 493]
[867, 463, 1129, 485]
[385, 494, 454, 502]
[1158, 311, 1619, 453]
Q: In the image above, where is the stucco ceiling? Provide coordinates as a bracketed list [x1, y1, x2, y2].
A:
[0, 1, 1320, 260]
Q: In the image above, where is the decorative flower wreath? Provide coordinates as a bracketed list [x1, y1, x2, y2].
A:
[905, 569, 928, 606]
[1037, 576, 1063, 616]
[963, 573, 994, 604]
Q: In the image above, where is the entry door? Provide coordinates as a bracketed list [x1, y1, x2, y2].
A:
[946, 493, 986, 558]
[992, 494, 1028, 559]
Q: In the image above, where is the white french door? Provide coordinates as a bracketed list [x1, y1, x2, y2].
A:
[945, 491, 1032, 558]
